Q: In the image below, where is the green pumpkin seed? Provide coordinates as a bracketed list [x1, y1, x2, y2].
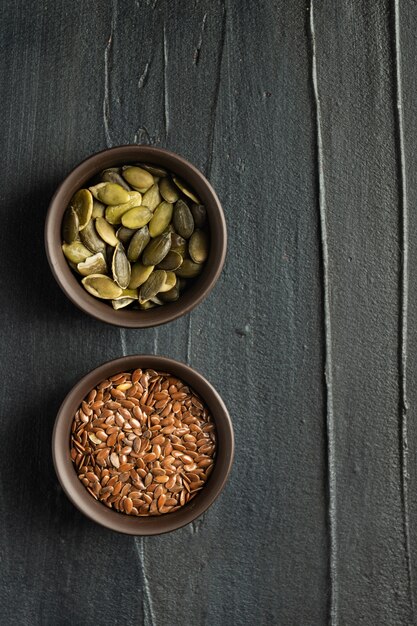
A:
[112, 243, 131, 289]
[189, 229, 209, 264]
[139, 300, 157, 310]
[128, 263, 154, 289]
[70, 189, 93, 230]
[80, 219, 106, 254]
[159, 271, 177, 292]
[101, 168, 131, 191]
[62, 242, 93, 264]
[77, 252, 107, 276]
[175, 258, 203, 278]
[140, 163, 168, 177]
[82, 274, 123, 299]
[142, 232, 171, 266]
[92, 199, 106, 218]
[89, 182, 130, 205]
[159, 177, 179, 203]
[127, 226, 150, 262]
[148, 201, 173, 238]
[120, 288, 139, 299]
[173, 199, 194, 239]
[62, 207, 79, 244]
[105, 191, 142, 224]
[139, 270, 167, 303]
[150, 296, 164, 305]
[170, 232, 187, 256]
[157, 250, 183, 271]
[121, 206, 152, 229]
[116, 226, 137, 245]
[95, 217, 119, 246]
[190, 203, 207, 228]
[159, 282, 180, 302]
[112, 297, 136, 310]
[122, 166, 154, 191]
[172, 176, 200, 203]
[142, 183, 162, 211]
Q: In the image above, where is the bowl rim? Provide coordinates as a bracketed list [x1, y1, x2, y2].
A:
[44, 145, 227, 328]
[52, 354, 234, 535]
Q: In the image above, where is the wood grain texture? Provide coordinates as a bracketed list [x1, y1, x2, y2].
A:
[0, 0, 414, 624]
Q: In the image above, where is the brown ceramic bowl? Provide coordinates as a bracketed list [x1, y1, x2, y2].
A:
[45, 145, 227, 327]
[52, 355, 234, 535]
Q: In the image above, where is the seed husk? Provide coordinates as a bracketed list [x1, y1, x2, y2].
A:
[156, 250, 183, 271]
[89, 182, 130, 205]
[95, 217, 119, 246]
[77, 252, 107, 276]
[92, 199, 106, 219]
[140, 163, 168, 177]
[142, 232, 171, 266]
[82, 274, 123, 299]
[70, 189, 93, 230]
[172, 176, 200, 203]
[112, 243, 131, 289]
[112, 297, 136, 310]
[142, 183, 162, 211]
[159, 177, 179, 203]
[148, 201, 173, 237]
[139, 270, 167, 303]
[62, 207, 80, 244]
[176, 259, 203, 278]
[62, 242, 93, 264]
[80, 219, 106, 254]
[105, 192, 142, 225]
[128, 263, 154, 289]
[173, 199, 194, 239]
[190, 203, 207, 228]
[101, 168, 132, 191]
[159, 271, 176, 292]
[127, 226, 150, 262]
[116, 226, 137, 245]
[122, 166, 154, 191]
[159, 282, 180, 302]
[121, 206, 153, 229]
[189, 229, 209, 264]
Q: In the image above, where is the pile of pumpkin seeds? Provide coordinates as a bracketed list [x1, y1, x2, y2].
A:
[61, 164, 209, 310]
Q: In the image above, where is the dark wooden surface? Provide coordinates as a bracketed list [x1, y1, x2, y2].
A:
[1, 1, 416, 624]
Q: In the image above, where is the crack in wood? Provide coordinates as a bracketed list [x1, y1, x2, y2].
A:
[194, 12, 207, 65]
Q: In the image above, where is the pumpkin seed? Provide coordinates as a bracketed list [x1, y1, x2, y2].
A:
[89, 182, 131, 205]
[62, 242, 93, 264]
[172, 176, 200, 203]
[80, 219, 106, 254]
[159, 282, 180, 302]
[170, 232, 187, 256]
[142, 183, 162, 211]
[101, 168, 132, 191]
[121, 206, 152, 229]
[139, 270, 167, 303]
[62, 207, 79, 244]
[70, 189, 93, 230]
[190, 203, 207, 228]
[159, 177, 179, 203]
[92, 199, 106, 218]
[176, 258, 203, 278]
[122, 166, 154, 191]
[104, 189, 142, 221]
[112, 297, 136, 310]
[112, 243, 131, 289]
[139, 300, 157, 310]
[95, 217, 119, 246]
[140, 163, 168, 177]
[77, 252, 107, 276]
[120, 288, 138, 299]
[149, 201, 173, 237]
[150, 295, 164, 305]
[116, 226, 137, 245]
[82, 274, 123, 299]
[128, 263, 154, 289]
[127, 226, 150, 262]
[159, 271, 177, 292]
[142, 232, 171, 266]
[156, 250, 183, 271]
[173, 199, 194, 239]
[189, 229, 209, 264]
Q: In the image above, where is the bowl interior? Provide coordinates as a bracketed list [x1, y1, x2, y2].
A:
[45, 146, 227, 328]
[52, 355, 234, 535]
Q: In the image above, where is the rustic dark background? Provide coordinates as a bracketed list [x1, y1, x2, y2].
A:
[0, 1, 416, 624]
